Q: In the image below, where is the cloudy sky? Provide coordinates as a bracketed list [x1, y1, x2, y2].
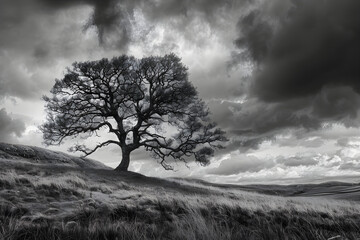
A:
[1, 0, 360, 184]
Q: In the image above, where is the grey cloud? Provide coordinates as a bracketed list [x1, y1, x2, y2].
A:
[208, 154, 276, 175]
[312, 86, 360, 122]
[276, 156, 318, 167]
[234, 10, 273, 62]
[339, 161, 360, 171]
[36, 0, 249, 50]
[305, 125, 360, 142]
[111, 146, 151, 161]
[0, 0, 248, 99]
[0, 108, 26, 143]
[0, 54, 51, 100]
[0, 0, 109, 100]
[336, 137, 360, 149]
[209, 148, 360, 177]
[244, 0, 360, 101]
[0, 0, 37, 32]
[234, 98, 321, 134]
[226, 0, 360, 150]
[337, 138, 349, 147]
[0, 0, 129, 52]
[38, 0, 121, 44]
[208, 97, 323, 153]
[225, 92, 359, 150]
[277, 136, 324, 149]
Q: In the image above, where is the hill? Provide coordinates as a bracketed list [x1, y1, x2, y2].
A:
[0, 142, 360, 240]
[0, 142, 109, 169]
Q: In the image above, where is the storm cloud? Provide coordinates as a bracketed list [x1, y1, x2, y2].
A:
[228, 0, 360, 148]
[237, 0, 360, 102]
[252, 1, 360, 101]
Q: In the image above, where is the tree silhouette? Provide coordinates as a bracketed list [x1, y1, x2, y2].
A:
[41, 54, 226, 171]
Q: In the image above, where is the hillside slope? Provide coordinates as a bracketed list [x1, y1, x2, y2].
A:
[0, 143, 360, 240]
[0, 142, 109, 169]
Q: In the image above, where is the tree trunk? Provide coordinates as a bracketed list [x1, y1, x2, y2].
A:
[115, 149, 130, 171]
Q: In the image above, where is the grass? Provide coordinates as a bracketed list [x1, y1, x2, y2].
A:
[0, 143, 360, 239]
[1, 199, 359, 240]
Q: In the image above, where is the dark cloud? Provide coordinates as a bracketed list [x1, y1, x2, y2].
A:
[208, 96, 324, 152]
[0, 108, 26, 143]
[235, 10, 273, 62]
[215, 89, 360, 151]
[312, 86, 360, 122]
[228, 0, 360, 149]
[238, 0, 360, 101]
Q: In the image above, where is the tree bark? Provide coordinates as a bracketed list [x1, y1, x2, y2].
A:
[115, 148, 130, 171]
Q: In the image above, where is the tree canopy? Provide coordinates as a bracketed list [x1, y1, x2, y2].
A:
[41, 53, 227, 171]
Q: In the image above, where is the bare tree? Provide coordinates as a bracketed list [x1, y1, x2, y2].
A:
[41, 53, 227, 171]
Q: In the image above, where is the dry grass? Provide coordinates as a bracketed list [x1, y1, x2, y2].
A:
[0, 149, 360, 239]
[1, 198, 359, 240]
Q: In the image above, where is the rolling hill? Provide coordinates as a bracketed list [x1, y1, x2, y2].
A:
[0, 142, 359, 240]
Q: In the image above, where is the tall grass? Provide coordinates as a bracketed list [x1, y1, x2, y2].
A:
[1, 197, 359, 240]
[1, 165, 360, 239]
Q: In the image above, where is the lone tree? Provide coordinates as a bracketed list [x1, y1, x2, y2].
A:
[41, 53, 226, 171]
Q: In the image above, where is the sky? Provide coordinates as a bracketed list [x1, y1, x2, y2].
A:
[1, 0, 360, 184]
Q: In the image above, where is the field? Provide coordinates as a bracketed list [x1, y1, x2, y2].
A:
[0, 143, 360, 240]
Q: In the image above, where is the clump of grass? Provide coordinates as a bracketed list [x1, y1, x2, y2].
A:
[33, 172, 88, 190]
[89, 185, 112, 194]
[34, 183, 84, 199]
[0, 204, 29, 219]
[0, 170, 19, 189]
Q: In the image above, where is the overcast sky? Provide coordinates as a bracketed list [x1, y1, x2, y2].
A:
[1, 0, 360, 184]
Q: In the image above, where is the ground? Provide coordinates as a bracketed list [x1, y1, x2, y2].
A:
[0, 142, 359, 240]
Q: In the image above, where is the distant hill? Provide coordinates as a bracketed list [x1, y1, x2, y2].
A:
[172, 177, 360, 201]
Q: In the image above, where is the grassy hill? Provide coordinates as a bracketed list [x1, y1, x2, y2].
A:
[0, 142, 359, 240]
